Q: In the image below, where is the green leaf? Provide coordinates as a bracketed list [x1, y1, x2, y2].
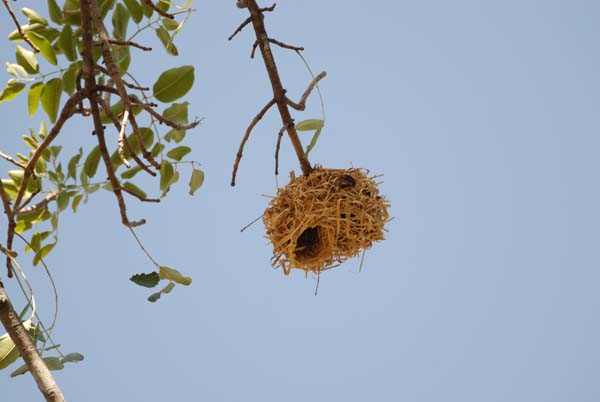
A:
[164, 129, 185, 143]
[48, 0, 64, 24]
[295, 119, 324, 131]
[130, 272, 160, 288]
[6, 63, 26, 78]
[63, 0, 82, 25]
[83, 146, 101, 178]
[62, 64, 78, 95]
[112, 45, 131, 75]
[0, 80, 26, 102]
[67, 148, 83, 180]
[61, 352, 84, 364]
[41, 78, 62, 123]
[11, 356, 64, 377]
[121, 166, 142, 179]
[151, 142, 165, 157]
[159, 266, 192, 286]
[27, 82, 43, 116]
[162, 17, 179, 31]
[188, 168, 204, 196]
[305, 127, 322, 156]
[71, 193, 83, 212]
[28, 32, 57, 65]
[166, 146, 191, 161]
[157, 0, 170, 13]
[123, 181, 147, 199]
[0, 334, 20, 370]
[56, 191, 70, 212]
[141, 0, 153, 17]
[15, 46, 39, 74]
[123, 0, 143, 23]
[33, 242, 56, 266]
[147, 281, 175, 303]
[153, 66, 194, 103]
[162, 102, 188, 124]
[159, 162, 174, 191]
[154, 26, 178, 56]
[58, 25, 77, 62]
[22, 8, 48, 26]
[0, 321, 32, 370]
[112, 3, 130, 41]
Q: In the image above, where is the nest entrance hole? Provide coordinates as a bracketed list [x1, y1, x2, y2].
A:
[294, 226, 322, 261]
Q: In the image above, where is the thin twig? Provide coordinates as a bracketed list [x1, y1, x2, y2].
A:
[121, 186, 160, 203]
[250, 40, 259, 59]
[118, 110, 131, 168]
[1, 0, 39, 52]
[96, 39, 152, 51]
[0, 151, 26, 169]
[286, 71, 327, 111]
[142, 0, 174, 19]
[240, 214, 264, 232]
[268, 38, 303, 52]
[274, 125, 285, 176]
[231, 98, 276, 186]
[229, 16, 253, 41]
[0, 181, 14, 278]
[95, 65, 149, 90]
[16, 192, 58, 215]
[128, 227, 160, 268]
[97, 98, 156, 176]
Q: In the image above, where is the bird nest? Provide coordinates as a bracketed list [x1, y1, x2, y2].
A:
[263, 167, 391, 275]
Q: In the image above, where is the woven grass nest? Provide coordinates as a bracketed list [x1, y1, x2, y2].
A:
[263, 167, 391, 275]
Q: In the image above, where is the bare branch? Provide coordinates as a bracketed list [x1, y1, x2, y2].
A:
[286, 71, 327, 111]
[275, 125, 285, 176]
[1, 0, 39, 52]
[235, 0, 313, 177]
[229, 16, 253, 41]
[268, 38, 304, 52]
[250, 40, 259, 59]
[231, 98, 276, 186]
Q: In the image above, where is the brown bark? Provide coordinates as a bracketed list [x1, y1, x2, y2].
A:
[0, 286, 65, 401]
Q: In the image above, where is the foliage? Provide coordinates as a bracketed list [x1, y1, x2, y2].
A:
[0, 0, 203, 376]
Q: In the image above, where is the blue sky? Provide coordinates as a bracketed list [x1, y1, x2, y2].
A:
[1, 1, 600, 401]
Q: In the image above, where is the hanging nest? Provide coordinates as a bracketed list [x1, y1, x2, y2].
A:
[263, 167, 391, 275]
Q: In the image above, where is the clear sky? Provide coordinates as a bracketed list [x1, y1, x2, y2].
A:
[1, 1, 600, 401]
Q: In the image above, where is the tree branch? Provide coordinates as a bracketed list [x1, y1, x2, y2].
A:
[0, 287, 65, 401]
[1, 0, 39, 52]
[142, 0, 174, 19]
[81, 0, 145, 228]
[231, 98, 276, 186]
[15, 191, 58, 216]
[233, 0, 313, 179]
[286, 70, 327, 111]
[0, 151, 26, 169]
